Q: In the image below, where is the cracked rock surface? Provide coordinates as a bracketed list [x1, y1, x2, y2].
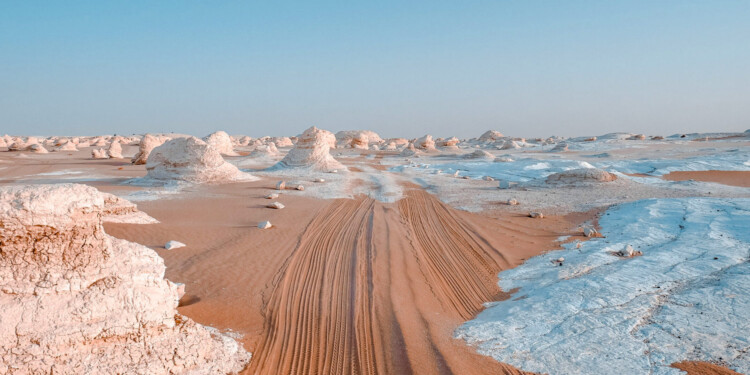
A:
[0, 183, 250, 374]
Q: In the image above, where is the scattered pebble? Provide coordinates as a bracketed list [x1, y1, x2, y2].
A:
[267, 202, 285, 209]
[165, 240, 186, 250]
[258, 221, 272, 229]
[276, 181, 286, 190]
[529, 212, 544, 219]
[265, 193, 279, 199]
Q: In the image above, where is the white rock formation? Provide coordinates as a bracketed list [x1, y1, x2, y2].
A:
[414, 135, 436, 151]
[399, 143, 420, 157]
[463, 150, 495, 160]
[132, 134, 170, 165]
[478, 130, 504, 142]
[28, 143, 48, 154]
[92, 148, 109, 159]
[55, 141, 78, 152]
[0, 184, 250, 373]
[335, 130, 383, 149]
[276, 181, 286, 190]
[108, 140, 123, 158]
[273, 127, 345, 171]
[250, 143, 279, 157]
[549, 142, 569, 152]
[203, 131, 239, 156]
[546, 168, 617, 184]
[145, 137, 253, 183]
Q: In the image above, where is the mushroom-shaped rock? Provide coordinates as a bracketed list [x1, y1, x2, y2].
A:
[272, 127, 345, 171]
[145, 137, 253, 183]
[0, 184, 250, 373]
[203, 131, 238, 156]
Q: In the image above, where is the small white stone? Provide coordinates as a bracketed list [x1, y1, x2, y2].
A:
[276, 181, 286, 190]
[258, 221, 272, 229]
[267, 202, 285, 209]
[583, 227, 598, 237]
[295, 185, 305, 191]
[314, 178, 325, 183]
[529, 212, 544, 219]
[620, 245, 635, 257]
[165, 240, 186, 250]
[507, 198, 519, 206]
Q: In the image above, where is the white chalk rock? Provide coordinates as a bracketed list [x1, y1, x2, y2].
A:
[295, 185, 305, 191]
[507, 198, 519, 206]
[399, 143, 420, 157]
[92, 148, 109, 159]
[132, 133, 170, 165]
[0, 184, 250, 373]
[274, 126, 345, 171]
[529, 212, 544, 219]
[165, 240, 186, 250]
[203, 130, 238, 156]
[276, 181, 286, 190]
[335, 130, 382, 149]
[258, 221, 272, 229]
[415, 134, 436, 150]
[549, 142, 569, 152]
[267, 202, 285, 209]
[107, 140, 123, 158]
[479, 130, 504, 142]
[314, 178, 325, 183]
[620, 244, 635, 257]
[28, 143, 49, 154]
[56, 141, 78, 152]
[265, 193, 279, 199]
[145, 137, 252, 183]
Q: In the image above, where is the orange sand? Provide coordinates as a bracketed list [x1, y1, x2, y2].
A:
[663, 170, 750, 188]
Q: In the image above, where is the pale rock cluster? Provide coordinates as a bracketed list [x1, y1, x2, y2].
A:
[203, 131, 239, 156]
[132, 134, 172, 165]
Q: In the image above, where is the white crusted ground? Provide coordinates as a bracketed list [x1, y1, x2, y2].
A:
[456, 198, 750, 375]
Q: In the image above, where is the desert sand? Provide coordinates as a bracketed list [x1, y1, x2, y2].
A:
[1, 130, 748, 374]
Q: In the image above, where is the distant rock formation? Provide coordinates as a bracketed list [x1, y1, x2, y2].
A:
[203, 131, 239, 156]
[478, 130, 504, 142]
[0, 184, 250, 373]
[146, 137, 253, 183]
[272, 127, 345, 171]
[132, 134, 171, 165]
[414, 135, 436, 151]
[335, 130, 383, 149]
[463, 149, 495, 160]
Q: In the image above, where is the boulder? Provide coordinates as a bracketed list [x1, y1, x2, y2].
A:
[145, 137, 252, 183]
[132, 134, 170, 165]
[0, 184, 250, 373]
[107, 140, 123, 158]
[272, 127, 345, 171]
[203, 131, 238, 156]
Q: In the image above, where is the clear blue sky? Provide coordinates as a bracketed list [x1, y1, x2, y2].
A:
[1, 1, 748, 138]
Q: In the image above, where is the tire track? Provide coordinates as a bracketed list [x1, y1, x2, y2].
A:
[249, 197, 383, 375]
[398, 189, 504, 320]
